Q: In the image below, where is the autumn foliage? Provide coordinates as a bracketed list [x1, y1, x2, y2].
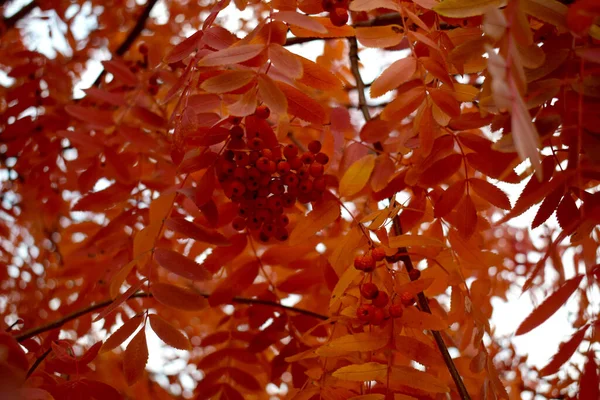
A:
[1, 0, 600, 399]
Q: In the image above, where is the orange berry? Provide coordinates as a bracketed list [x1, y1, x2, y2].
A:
[408, 269, 421, 281]
[330, 7, 348, 27]
[372, 291, 389, 308]
[399, 292, 416, 307]
[389, 304, 404, 318]
[371, 308, 385, 325]
[309, 163, 324, 177]
[371, 247, 386, 262]
[356, 304, 375, 323]
[255, 105, 270, 119]
[360, 283, 379, 300]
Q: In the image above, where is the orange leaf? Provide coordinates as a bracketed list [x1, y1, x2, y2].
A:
[276, 81, 327, 124]
[164, 217, 230, 246]
[398, 306, 449, 331]
[396, 277, 436, 296]
[123, 326, 148, 385]
[434, 0, 508, 18]
[200, 70, 256, 93]
[381, 85, 426, 122]
[356, 25, 404, 48]
[268, 43, 303, 79]
[209, 260, 260, 306]
[272, 11, 327, 34]
[289, 198, 340, 245]
[101, 59, 138, 85]
[394, 335, 444, 368]
[370, 57, 417, 98]
[350, 0, 399, 11]
[516, 275, 584, 335]
[540, 324, 589, 376]
[150, 282, 208, 310]
[64, 105, 114, 129]
[531, 185, 563, 229]
[289, 17, 355, 38]
[316, 332, 389, 357]
[388, 235, 444, 248]
[164, 30, 203, 63]
[227, 367, 263, 391]
[109, 259, 137, 299]
[153, 248, 212, 281]
[469, 178, 511, 210]
[93, 279, 146, 322]
[149, 192, 176, 225]
[332, 362, 388, 381]
[371, 155, 396, 192]
[296, 55, 344, 91]
[148, 314, 192, 350]
[339, 154, 376, 197]
[455, 194, 477, 239]
[257, 74, 288, 116]
[434, 179, 466, 218]
[360, 119, 391, 143]
[385, 366, 449, 393]
[429, 88, 461, 118]
[198, 44, 265, 66]
[100, 315, 143, 354]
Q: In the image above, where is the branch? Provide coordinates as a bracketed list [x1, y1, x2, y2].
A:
[391, 217, 472, 400]
[347, 30, 471, 400]
[1, 0, 37, 33]
[91, 0, 159, 87]
[15, 292, 327, 342]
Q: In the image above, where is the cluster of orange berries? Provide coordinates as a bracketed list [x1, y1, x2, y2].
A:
[354, 247, 421, 325]
[322, 0, 349, 27]
[220, 107, 332, 242]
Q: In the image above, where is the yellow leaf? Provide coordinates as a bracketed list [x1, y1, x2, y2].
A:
[434, 0, 507, 18]
[388, 235, 444, 248]
[339, 154, 376, 197]
[149, 192, 175, 225]
[329, 265, 361, 313]
[356, 25, 404, 48]
[289, 198, 340, 245]
[328, 227, 366, 276]
[332, 362, 388, 381]
[385, 366, 449, 393]
[398, 306, 449, 331]
[316, 332, 389, 357]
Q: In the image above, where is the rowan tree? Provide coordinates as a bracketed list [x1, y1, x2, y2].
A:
[1, 0, 599, 399]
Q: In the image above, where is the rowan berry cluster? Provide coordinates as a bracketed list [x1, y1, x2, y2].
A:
[354, 247, 419, 325]
[322, 0, 349, 27]
[219, 107, 332, 242]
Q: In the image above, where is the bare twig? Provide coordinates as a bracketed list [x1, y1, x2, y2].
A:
[15, 291, 327, 342]
[347, 32, 471, 400]
[92, 0, 159, 87]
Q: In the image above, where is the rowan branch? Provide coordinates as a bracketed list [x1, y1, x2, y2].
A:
[347, 31, 471, 400]
[92, 0, 159, 87]
[14, 291, 327, 342]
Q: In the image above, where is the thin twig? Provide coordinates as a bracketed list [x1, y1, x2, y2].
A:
[26, 347, 51, 378]
[91, 0, 159, 87]
[347, 32, 471, 400]
[14, 291, 327, 342]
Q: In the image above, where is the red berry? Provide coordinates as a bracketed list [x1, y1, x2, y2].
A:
[313, 176, 326, 191]
[321, 0, 335, 12]
[389, 304, 404, 318]
[299, 179, 313, 193]
[262, 223, 276, 236]
[233, 167, 247, 180]
[334, 0, 349, 7]
[277, 214, 289, 226]
[230, 116, 242, 125]
[255, 105, 270, 119]
[231, 180, 246, 196]
[277, 160, 291, 174]
[399, 292, 415, 307]
[249, 151, 260, 164]
[283, 173, 299, 188]
[138, 43, 149, 54]
[315, 152, 329, 165]
[330, 7, 348, 27]
[256, 157, 271, 172]
[232, 217, 246, 231]
[360, 283, 379, 300]
[269, 179, 285, 194]
[371, 308, 385, 325]
[297, 166, 310, 179]
[246, 180, 259, 191]
[408, 269, 421, 281]
[283, 144, 298, 159]
[301, 152, 315, 164]
[289, 157, 303, 171]
[249, 137, 264, 150]
[267, 196, 283, 209]
[308, 140, 322, 154]
[261, 149, 273, 159]
[297, 193, 312, 204]
[234, 152, 250, 166]
[372, 291, 389, 308]
[282, 193, 296, 208]
[356, 304, 375, 323]
[230, 125, 244, 139]
[309, 163, 324, 177]
[276, 228, 289, 241]
[361, 255, 376, 272]
[371, 247, 386, 262]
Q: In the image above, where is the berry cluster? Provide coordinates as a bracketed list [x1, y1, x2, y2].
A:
[356, 281, 418, 326]
[219, 109, 331, 242]
[353, 247, 386, 272]
[322, 0, 349, 27]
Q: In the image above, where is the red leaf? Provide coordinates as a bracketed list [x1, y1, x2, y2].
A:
[579, 351, 599, 400]
[209, 260, 260, 306]
[123, 327, 148, 385]
[531, 185, 564, 229]
[455, 194, 477, 239]
[419, 153, 463, 187]
[165, 217, 230, 246]
[434, 179, 466, 218]
[276, 81, 327, 124]
[150, 282, 208, 311]
[165, 30, 203, 63]
[516, 275, 584, 335]
[556, 193, 580, 230]
[101, 59, 137, 85]
[65, 105, 114, 129]
[540, 325, 589, 376]
[148, 314, 192, 350]
[469, 178, 511, 210]
[101, 315, 143, 353]
[153, 248, 213, 281]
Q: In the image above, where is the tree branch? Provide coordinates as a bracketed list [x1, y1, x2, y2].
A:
[14, 292, 327, 342]
[347, 31, 471, 400]
[91, 0, 159, 87]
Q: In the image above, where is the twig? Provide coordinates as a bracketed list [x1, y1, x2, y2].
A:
[347, 32, 471, 400]
[26, 347, 51, 378]
[91, 0, 159, 87]
[391, 217, 472, 400]
[1, 0, 37, 33]
[15, 291, 327, 342]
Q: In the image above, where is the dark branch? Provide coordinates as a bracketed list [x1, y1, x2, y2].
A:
[348, 36, 371, 122]
[92, 0, 159, 87]
[14, 292, 327, 342]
